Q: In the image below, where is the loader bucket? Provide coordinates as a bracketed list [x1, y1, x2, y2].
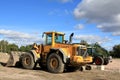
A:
[5, 52, 14, 67]
[6, 51, 22, 67]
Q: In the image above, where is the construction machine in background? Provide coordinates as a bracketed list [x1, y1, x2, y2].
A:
[7, 31, 93, 73]
[87, 47, 112, 65]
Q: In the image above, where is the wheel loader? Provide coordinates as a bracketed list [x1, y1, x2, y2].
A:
[7, 31, 93, 73]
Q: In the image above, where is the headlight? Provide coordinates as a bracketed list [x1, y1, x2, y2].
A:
[68, 54, 70, 58]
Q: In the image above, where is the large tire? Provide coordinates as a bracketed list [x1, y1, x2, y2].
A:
[94, 56, 104, 65]
[47, 53, 64, 73]
[104, 58, 109, 65]
[21, 53, 35, 69]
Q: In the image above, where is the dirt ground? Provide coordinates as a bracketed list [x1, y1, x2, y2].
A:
[0, 53, 120, 80]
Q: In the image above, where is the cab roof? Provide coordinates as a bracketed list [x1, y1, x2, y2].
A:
[44, 31, 65, 35]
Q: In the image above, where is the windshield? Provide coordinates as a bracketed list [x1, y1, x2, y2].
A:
[87, 48, 95, 55]
[46, 33, 64, 45]
[55, 34, 63, 43]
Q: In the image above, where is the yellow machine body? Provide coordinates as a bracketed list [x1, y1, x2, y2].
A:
[34, 32, 92, 66]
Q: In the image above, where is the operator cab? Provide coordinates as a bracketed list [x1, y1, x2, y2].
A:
[43, 31, 74, 45]
[43, 32, 65, 45]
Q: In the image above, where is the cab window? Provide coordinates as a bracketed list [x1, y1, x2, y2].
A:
[55, 34, 63, 43]
[46, 34, 52, 45]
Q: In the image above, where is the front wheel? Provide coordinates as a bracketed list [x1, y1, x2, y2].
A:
[47, 53, 64, 73]
[21, 53, 35, 69]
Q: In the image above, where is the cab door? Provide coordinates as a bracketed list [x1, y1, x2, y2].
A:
[44, 33, 53, 53]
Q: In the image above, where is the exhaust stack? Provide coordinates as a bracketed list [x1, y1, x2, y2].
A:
[69, 33, 74, 44]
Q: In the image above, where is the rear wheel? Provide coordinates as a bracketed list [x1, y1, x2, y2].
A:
[47, 53, 64, 73]
[21, 53, 35, 69]
[94, 56, 104, 65]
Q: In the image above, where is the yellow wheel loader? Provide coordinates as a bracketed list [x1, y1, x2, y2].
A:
[18, 31, 92, 73]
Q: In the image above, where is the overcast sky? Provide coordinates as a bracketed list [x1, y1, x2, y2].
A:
[0, 0, 120, 50]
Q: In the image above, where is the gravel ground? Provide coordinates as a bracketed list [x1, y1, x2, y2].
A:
[0, 53, 120, 80]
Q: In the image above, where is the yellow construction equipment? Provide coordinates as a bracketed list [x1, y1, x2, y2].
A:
[8, 31, 93, 73]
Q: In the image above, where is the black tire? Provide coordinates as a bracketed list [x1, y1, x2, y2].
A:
[104, 58, 109, 65]
[15, 61, 22, 68]
[94, 56, 104, 65]
[66, 66, 79, 72]
[21, 53, 35, 69]
[39, 62, 46, 70]
[79, 66, 85, 71]
[47, 53, 64, 73]
[85, 65, 92, 70]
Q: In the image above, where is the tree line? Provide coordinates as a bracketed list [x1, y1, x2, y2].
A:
[0, 40, 120, 58]
[109, 45, 120, 58]
[0, 40, 33, 53]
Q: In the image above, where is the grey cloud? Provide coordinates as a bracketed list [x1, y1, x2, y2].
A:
[73, 0, 120, 36]
[97, 23, 120, 32]
[74, 35, 111, 44]
[0, 29, 44, 45]
[0, 29, 33, 39]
